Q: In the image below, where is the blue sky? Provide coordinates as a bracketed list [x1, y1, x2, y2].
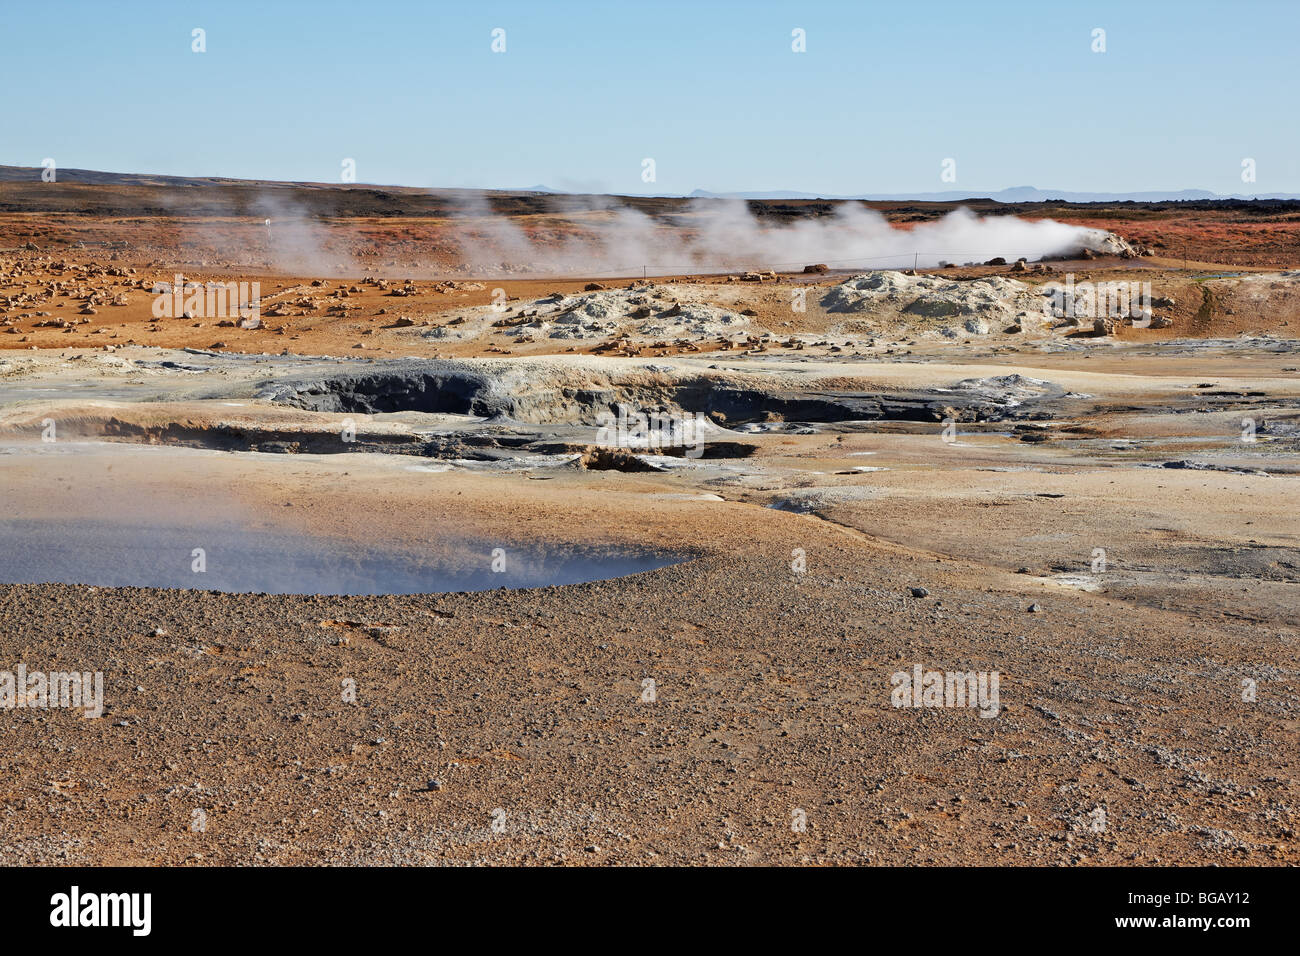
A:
[3, 0, 1296, 194]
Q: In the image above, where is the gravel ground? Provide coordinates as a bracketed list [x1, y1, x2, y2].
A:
[0, 432, 1295, 865]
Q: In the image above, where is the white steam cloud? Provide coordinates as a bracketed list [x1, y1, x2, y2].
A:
[143, 186, 1122, 280]
[256, 192, 360, 276]
[445, 196, 1118, 277]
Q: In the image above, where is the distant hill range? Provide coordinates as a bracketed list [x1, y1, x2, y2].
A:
[1, 166, 1295, 203]
[3, 166, 1298, 226]
[686, 185, 1300, 203]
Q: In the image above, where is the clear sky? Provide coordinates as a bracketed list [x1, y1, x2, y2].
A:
[3, 0, 1296, 195]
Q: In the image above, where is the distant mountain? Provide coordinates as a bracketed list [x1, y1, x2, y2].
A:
[687, 185, 1300, 203]
[0, 165, 247, 187]
[3, 165, 1297, 203]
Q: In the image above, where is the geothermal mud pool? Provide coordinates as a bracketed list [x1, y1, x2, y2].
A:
[0, 442, 685, 595]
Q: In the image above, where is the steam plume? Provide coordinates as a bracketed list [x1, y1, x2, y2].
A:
[445, 197, 1118, 277]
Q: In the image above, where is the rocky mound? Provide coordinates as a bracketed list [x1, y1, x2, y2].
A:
[822, 271, 1042, 336]
[524, 286, 752, 341]
[427, 282, 757, 345]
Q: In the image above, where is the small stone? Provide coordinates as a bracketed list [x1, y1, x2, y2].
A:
[1027, 603, 1043, 613]
[909, 587, 929, 598]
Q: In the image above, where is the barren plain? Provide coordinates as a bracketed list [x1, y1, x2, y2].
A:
[0, 170, 1296, 865]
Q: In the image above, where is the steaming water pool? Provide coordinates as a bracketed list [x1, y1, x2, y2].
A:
[0, 441, 686, 595]
[0, 517, 682, 595]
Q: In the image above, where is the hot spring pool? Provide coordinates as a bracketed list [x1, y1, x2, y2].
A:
[0, 517, 683, 596]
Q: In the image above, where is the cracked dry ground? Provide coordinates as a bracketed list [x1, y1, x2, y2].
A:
[1, 483, 1294, 866]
